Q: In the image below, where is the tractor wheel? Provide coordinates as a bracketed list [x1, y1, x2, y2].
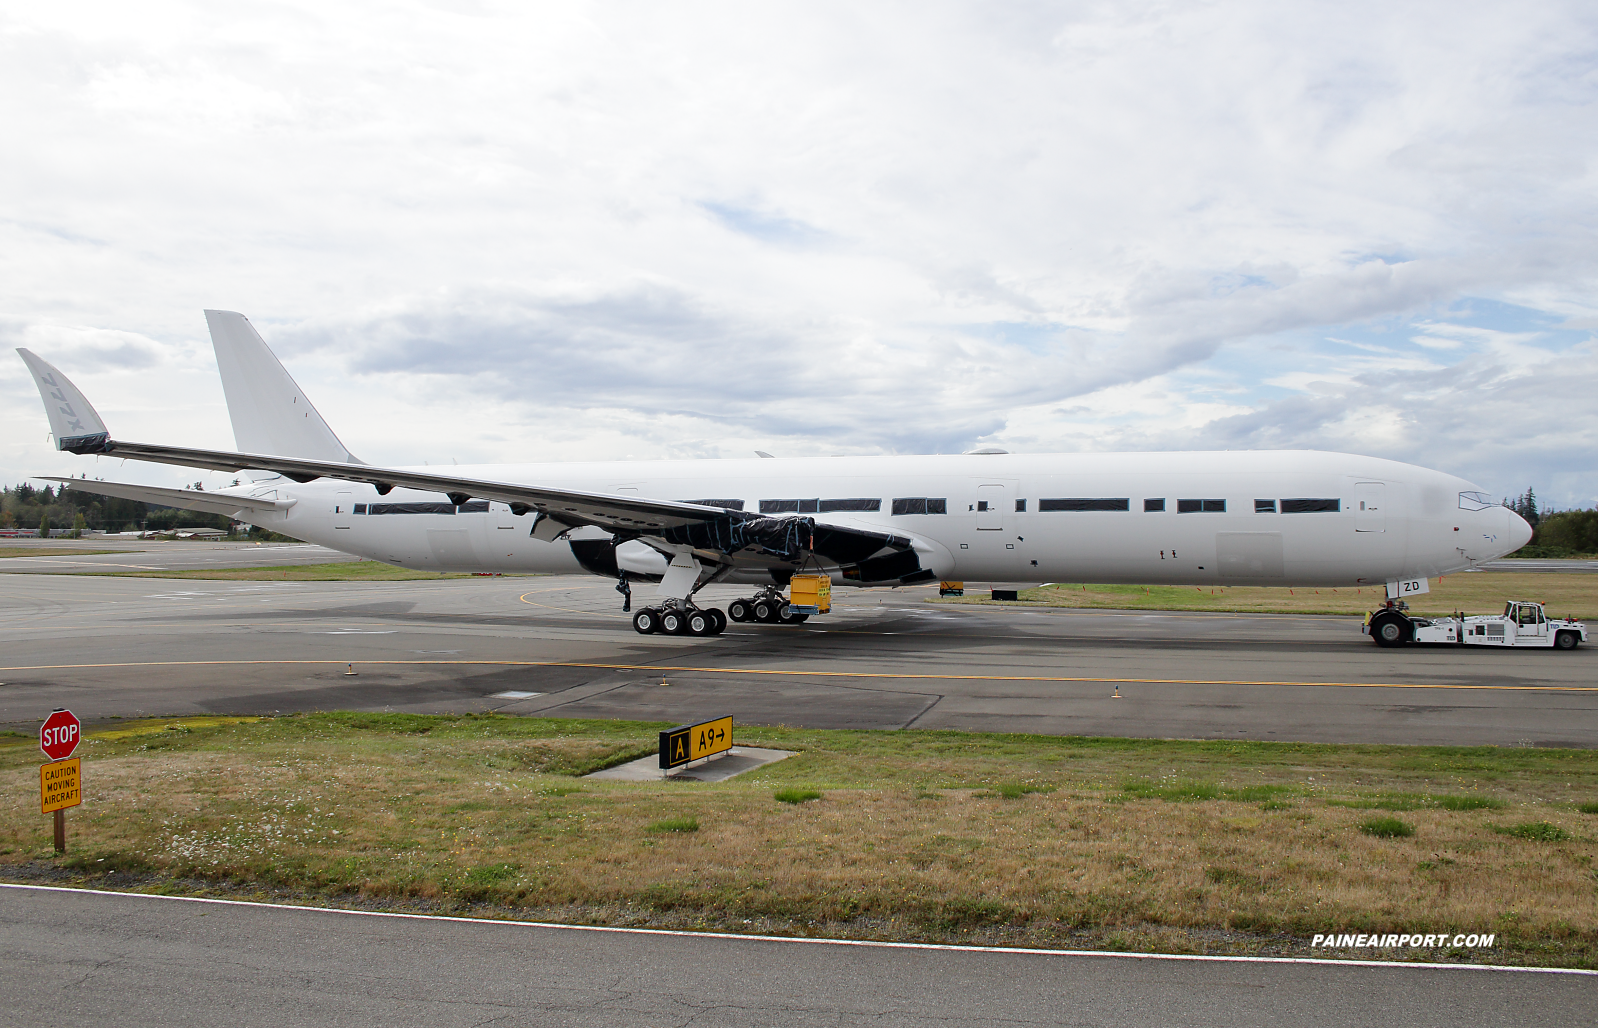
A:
[1371, 614, 1409, 647]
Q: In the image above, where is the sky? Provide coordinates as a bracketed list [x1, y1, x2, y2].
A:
[3, 1, 1596, 508]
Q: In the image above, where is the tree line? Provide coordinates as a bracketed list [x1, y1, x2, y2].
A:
[1503, 488, 1598, 557]
[1, 481, 233, 536]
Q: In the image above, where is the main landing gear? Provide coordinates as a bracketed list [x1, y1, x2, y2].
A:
[726, 589, 809, 626]
[632, 602, 727, 636]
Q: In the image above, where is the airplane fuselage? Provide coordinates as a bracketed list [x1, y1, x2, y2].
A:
[223, 449, 1527, 588]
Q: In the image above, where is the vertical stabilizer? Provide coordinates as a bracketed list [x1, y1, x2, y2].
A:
[205, 310, 362, 463]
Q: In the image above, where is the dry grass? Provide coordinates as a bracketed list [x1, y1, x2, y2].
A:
[936, 571, 1598, 620]
[3, 713, 1595, 966]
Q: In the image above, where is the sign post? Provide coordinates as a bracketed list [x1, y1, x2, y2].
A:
[39, 708, 82, 854]
[659, 715, 734, 771]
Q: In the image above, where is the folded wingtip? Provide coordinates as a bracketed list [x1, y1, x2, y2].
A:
[15, 348, 111, 450]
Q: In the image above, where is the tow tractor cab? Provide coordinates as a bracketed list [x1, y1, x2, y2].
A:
[1364, 600, 1587, 650]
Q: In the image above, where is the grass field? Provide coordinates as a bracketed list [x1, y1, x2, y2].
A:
[936, 572, 1598, 620]
[3, 714, 1594, 966]
[97, 561, 538, 582]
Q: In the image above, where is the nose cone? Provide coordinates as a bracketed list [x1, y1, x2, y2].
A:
[1507, 508, 1534, 553]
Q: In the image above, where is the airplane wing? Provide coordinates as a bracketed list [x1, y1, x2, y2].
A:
[18, 347, 930, 582]
[36, 477, 296, 520]
[54, 438, 923, 575]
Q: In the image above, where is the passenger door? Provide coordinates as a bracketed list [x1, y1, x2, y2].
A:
[975, 484, 1007, 531]
[333, 490, 352, 531]
[968, 482, 1021, 579]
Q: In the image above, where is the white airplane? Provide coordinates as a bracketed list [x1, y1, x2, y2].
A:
[17, 311, 1532, 636]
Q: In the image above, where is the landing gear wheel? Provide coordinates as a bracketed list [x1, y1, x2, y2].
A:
[707, 608, 727, 634]
[752, 600, 777, 623]
[660, 610, 686, 635]
[728, 599, 750, 622]
[1555, 631, 1579, 650]
[1371, 614, 1408, 647]
[777, 605, 807, 625]
[687, 610, 714, 636]
[632, 608, 660, 634]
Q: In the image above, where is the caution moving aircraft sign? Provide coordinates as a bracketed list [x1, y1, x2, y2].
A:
[660, 716, 733, 770]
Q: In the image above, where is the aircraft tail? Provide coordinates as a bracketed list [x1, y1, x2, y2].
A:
[16, 348, 111, 452]
[204, 310, 363, 464]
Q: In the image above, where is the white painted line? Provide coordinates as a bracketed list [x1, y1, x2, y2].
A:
[1, 884, 1589, 974]
[491, 690, 542, 699]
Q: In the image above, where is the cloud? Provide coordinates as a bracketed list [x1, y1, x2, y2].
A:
[2, 2, 1596, 505]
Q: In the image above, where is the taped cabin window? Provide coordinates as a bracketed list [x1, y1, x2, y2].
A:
[368, 502, 457, 515]
[1255, 499, 1277, 513]
[1039, 498, 1130, 512]
[1144, 498, 1165, 512]
[891, 497, 947, 515]
[684, 499, 746, 511]
[1178, 499, 1226, 513]
[1279, 498, 1340, 513]
[818, 498, 881, 513]
[457, 501, 490, 513]
[1014, 499, 1027, 512]
[353, 504, 367, 514]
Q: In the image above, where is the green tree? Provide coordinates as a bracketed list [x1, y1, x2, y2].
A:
[38, 513, 51, 538]
[1505, 487, 1540, 527]
[71, 512, 86, 538]
[1535, 508, 1598, 555]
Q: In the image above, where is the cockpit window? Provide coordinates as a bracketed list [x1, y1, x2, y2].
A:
[1459, 491, 1497, 511]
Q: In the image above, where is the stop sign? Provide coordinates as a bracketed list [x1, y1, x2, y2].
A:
[40, 709, 81, 761]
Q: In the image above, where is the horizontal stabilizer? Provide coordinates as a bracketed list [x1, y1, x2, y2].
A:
[205, 310, 362, 464]
[38, 477, 296, 520]
[16, 349, 110, 451]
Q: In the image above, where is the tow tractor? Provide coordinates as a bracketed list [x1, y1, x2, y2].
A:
[1363, 600, 1587, 650]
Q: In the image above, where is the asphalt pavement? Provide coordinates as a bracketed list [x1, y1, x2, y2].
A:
[2, 886, 1591, 1027]
[2, 573, 1593, 746]
[0, 538, 349, 573]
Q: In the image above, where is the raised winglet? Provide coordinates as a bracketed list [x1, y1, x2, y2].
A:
[15, 349, 111, 453]
[204, 310, 363, 464]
